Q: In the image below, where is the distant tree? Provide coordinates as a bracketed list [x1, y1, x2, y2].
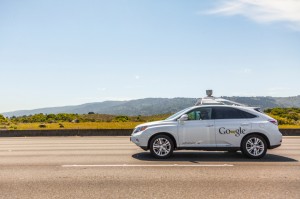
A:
[88, 112, 95, 115]
[114, 116, 129, 122]
[0, 114, 6, 123]
[31, 113, 47, 123]
[136, 115, 142, 122]
[46, 114, 56, 119]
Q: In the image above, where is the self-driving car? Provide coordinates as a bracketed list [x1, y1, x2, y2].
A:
[130, 105, 282, 159]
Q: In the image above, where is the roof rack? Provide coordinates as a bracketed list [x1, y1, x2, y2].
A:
[195, 90, 247, 107]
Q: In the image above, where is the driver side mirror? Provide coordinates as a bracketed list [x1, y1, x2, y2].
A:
[178, 114, 188, 121]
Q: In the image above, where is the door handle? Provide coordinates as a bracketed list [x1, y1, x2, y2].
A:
[206, 125, 214, 127]
[241, 123, 250, 126]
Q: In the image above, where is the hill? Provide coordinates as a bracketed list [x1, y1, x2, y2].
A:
[2, 96, 300, 117]
[2, 98, 197, 117]
[222, 96, 300, 108]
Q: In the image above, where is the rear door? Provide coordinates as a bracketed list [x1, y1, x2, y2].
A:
[212, 107, 253, 147]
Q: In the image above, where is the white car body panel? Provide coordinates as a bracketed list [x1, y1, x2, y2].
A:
[214, 118, 251, 147]
[178, 119, 215, 147]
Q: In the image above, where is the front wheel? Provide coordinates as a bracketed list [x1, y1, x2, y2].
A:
[150, 135, 174, 159]
[242, 134, 267, 159]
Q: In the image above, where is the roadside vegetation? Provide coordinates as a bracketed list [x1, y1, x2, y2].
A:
[0, 108, 299, 130]
[0, 113, 170, 130]
[264, 108, 300, 128]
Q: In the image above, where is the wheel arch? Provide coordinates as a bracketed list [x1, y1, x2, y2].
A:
[241, 132, 271, 149]
[147, 132, 177, 150]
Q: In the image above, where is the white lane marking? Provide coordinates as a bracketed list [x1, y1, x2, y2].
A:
[62, 164, 234, 167]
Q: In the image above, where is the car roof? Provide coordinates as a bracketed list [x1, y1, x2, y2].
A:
[193, 104, 244, 108]
[192, 105, 258, 111]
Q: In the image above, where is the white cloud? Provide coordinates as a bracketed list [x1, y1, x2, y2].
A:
[207, 0, 300, 30]
[241, 68, 252, 74]
[135, 75, 140, 80]
[97, 88, 107, 92]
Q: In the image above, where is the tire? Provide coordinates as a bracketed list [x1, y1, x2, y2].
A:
[150, 135, 174, 159]
[242, 134, 267, 159]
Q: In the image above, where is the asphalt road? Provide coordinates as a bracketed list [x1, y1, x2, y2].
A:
[0, 136, 299, 199]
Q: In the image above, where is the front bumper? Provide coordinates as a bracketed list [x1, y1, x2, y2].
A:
[130, 136, 141, 146]
[130, 132, 148, 150]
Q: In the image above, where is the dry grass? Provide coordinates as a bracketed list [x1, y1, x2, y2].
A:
[278, 125, 300, 129]
[5, 122, 300, 130]
[14, 122, 144, 130]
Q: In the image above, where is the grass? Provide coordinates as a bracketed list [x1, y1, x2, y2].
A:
[9, 122, 144, 130]
[2, 122, 300, 130]
[278, 125, 300, 129]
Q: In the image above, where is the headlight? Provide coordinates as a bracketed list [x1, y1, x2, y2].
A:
[133, 126, 148, 134]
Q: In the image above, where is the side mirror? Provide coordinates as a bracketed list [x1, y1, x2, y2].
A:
[178, 114, 188, 121]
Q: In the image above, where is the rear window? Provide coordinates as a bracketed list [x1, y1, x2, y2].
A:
[253, 108, 263, 113]
[242, 111, 257, 118]
[212, 107, 257, 119]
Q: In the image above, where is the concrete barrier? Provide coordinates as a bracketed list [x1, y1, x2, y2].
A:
[0, 129, 133, 137]
[0, 129, 299, 137]
[279, 129, 300, 136]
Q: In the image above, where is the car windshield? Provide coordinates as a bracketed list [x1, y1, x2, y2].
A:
[165, 107, 192, 121]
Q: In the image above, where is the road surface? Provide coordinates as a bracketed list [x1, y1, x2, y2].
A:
[0, 136, 299, 199]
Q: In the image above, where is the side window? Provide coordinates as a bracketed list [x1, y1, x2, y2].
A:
[241, 111, 257, 118]
[186, 108, 212, 120]
[212, 107, 248, 119]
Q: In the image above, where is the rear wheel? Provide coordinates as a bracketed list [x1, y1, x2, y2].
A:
[150, 135, 174, 159]
[242, 134, 267, 159]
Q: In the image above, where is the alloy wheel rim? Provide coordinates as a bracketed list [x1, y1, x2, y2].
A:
[153, 138, 171, 156]
[246, 137, 265, 156]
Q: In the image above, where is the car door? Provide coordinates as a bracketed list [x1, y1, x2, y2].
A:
[178, 107, 216, 147]
[213, 107, 252, 147]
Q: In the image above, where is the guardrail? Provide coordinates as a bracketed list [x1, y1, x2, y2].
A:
[0, 129, 299, 137]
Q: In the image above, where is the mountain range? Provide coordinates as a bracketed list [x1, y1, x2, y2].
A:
[2, 96, 300, 117]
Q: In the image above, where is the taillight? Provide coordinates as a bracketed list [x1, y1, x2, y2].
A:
[268, 119, 278, 126]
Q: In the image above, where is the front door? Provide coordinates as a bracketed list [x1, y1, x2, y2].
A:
[178, 107, 216, 147]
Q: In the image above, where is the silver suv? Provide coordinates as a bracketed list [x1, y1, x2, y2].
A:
[131, 105, 282, 159]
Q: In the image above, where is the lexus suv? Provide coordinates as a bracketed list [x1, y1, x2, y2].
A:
[130, 105, 282, 159]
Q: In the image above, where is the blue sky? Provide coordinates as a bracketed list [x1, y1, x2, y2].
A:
[0, 0, 300, 112]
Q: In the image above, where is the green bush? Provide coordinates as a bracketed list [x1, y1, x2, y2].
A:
[265, 108, 300, 125]
[113, 116, 129, 122]
[0, 114, 7, 123]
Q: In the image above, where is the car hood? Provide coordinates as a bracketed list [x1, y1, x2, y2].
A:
[135, 120, 175, 128]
